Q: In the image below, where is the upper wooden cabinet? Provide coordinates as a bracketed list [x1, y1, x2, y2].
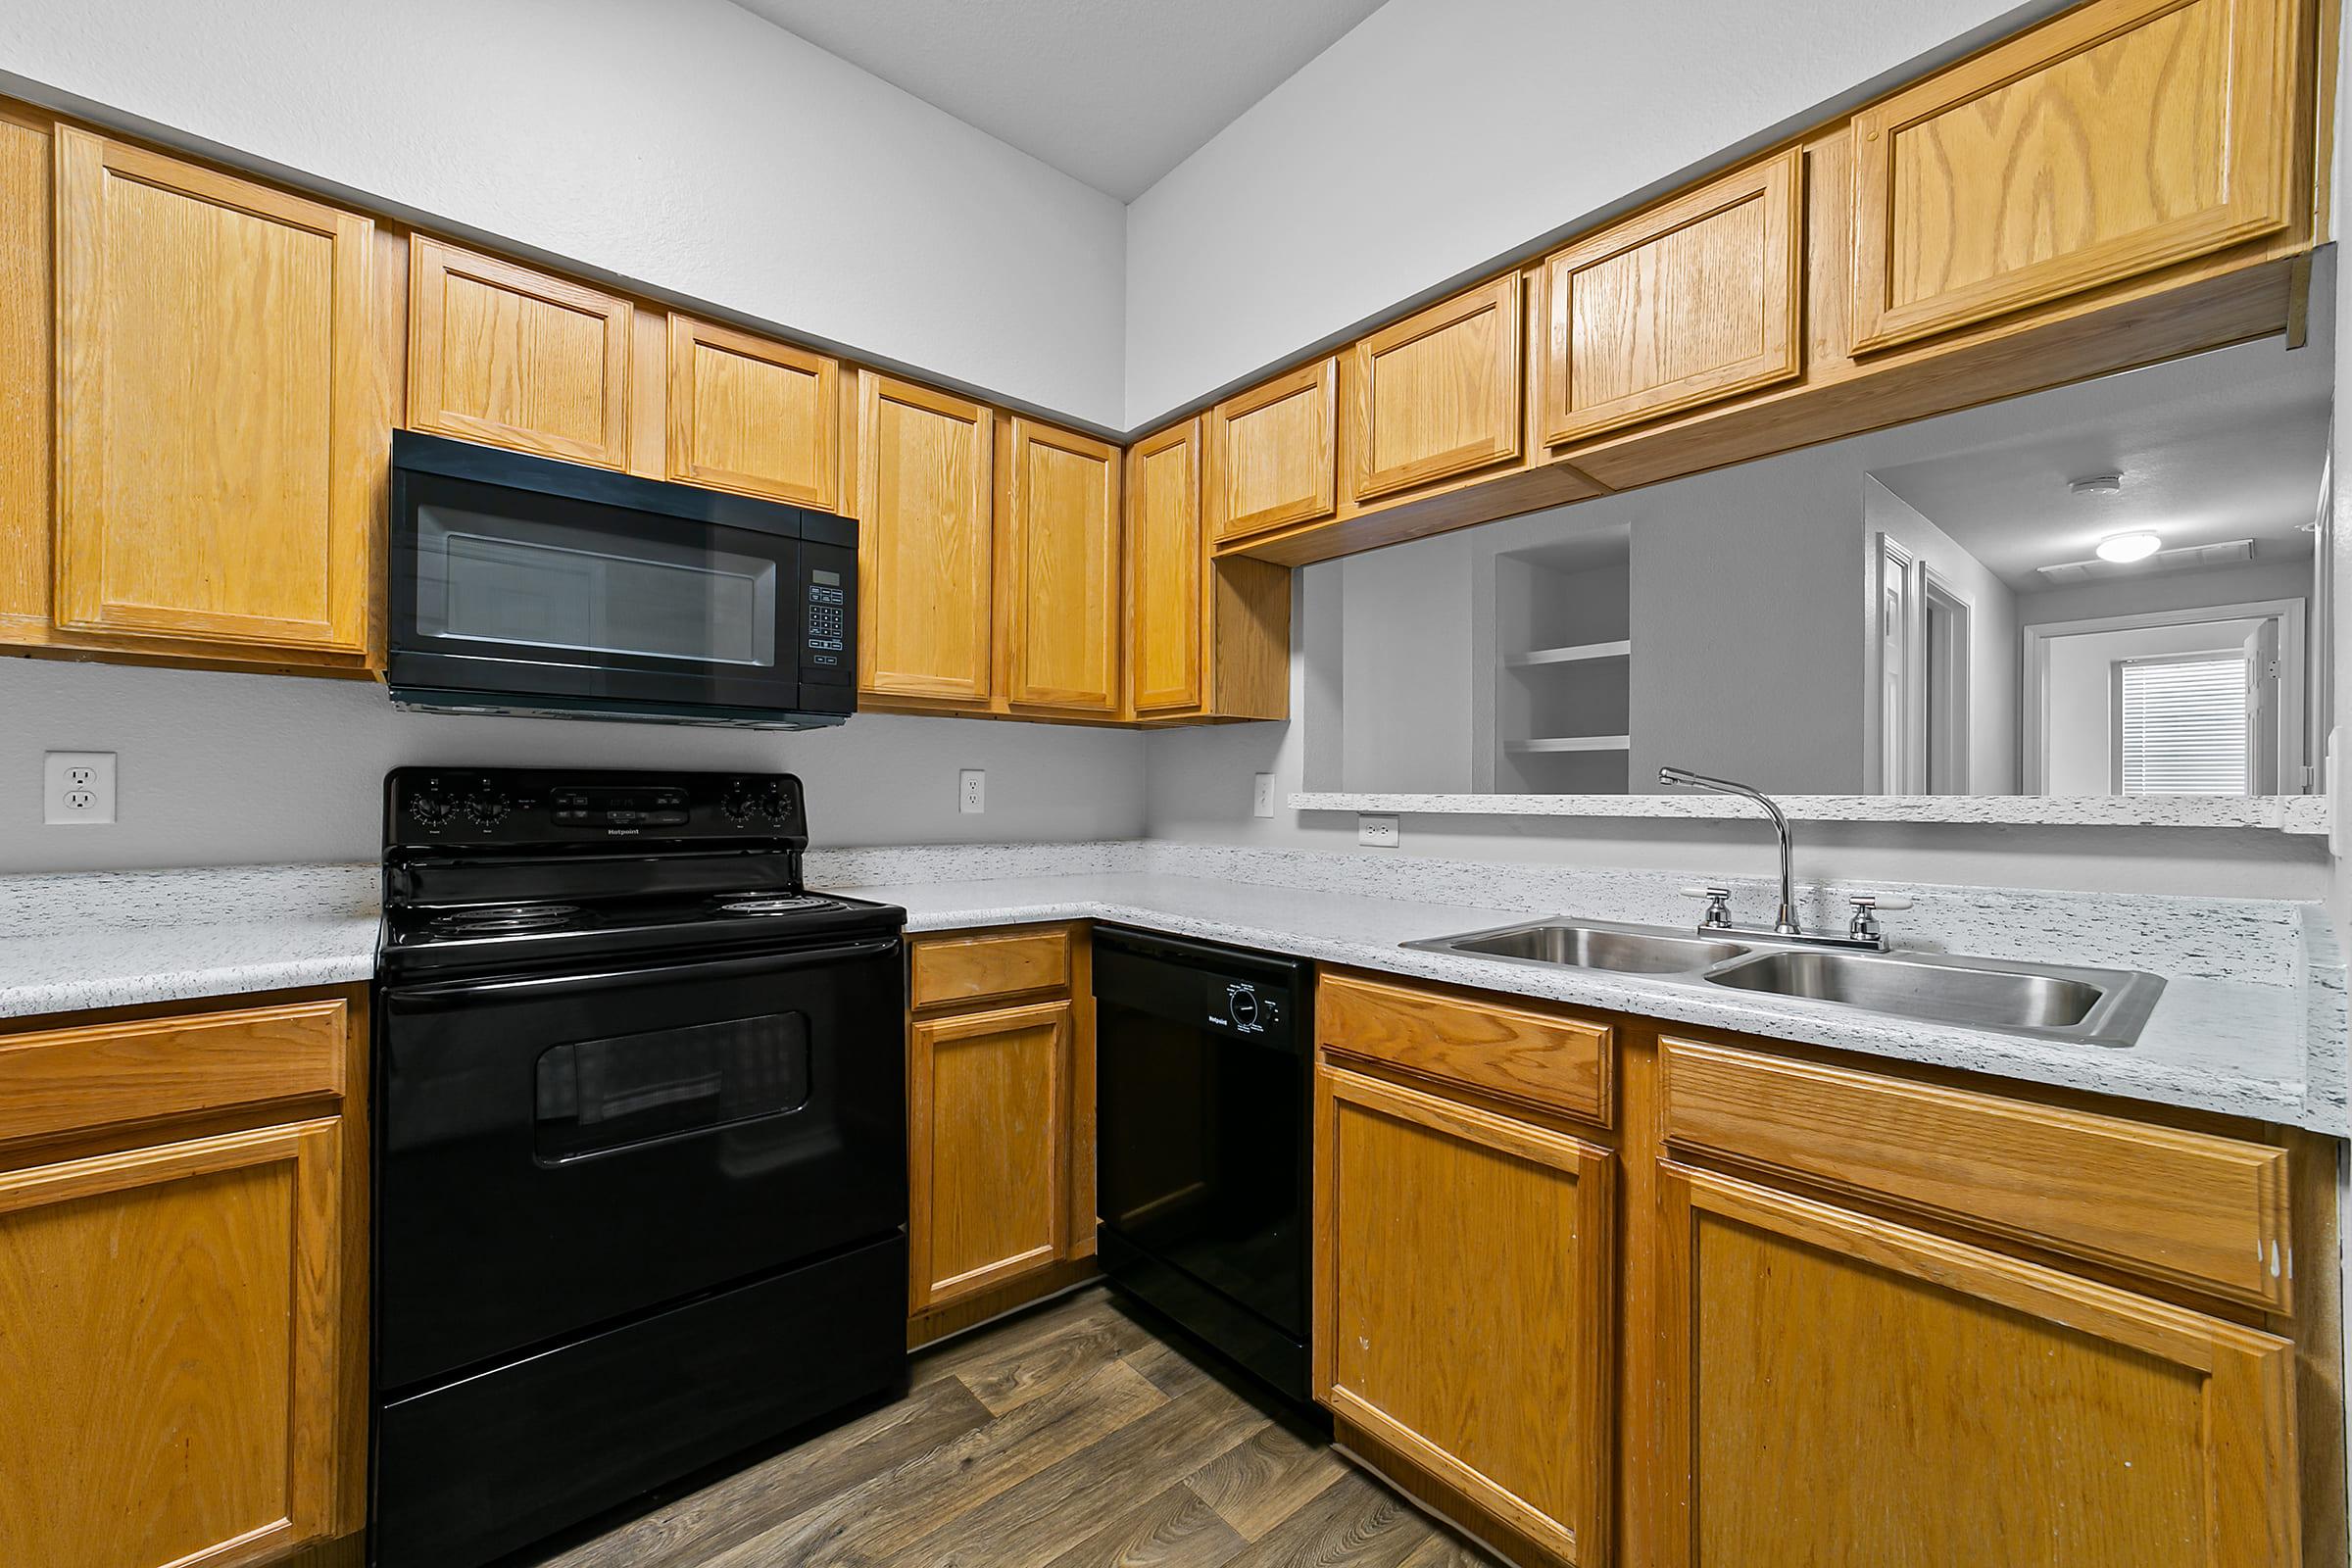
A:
[1657, 1162, 2298, 1568]
[1126, 420, 1204, 715]
[1207, 357, 1337, 545]
[1349, 275, 1523, 501]
[856, 370, 996, 705]
[1542, 149, 1803, 447]
[1316, 1064, 1614, 1565]
[1848, 0, 2303, 354]
[908, 999, 1074, 1310]
[1002, 418, 1121, 713]
[665, 314, 841, 510]
[51, 128, 378, 658]
[408, 236, 633, 467]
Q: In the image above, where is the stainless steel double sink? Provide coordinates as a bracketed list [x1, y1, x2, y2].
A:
[1403, 917, 2166, 1049]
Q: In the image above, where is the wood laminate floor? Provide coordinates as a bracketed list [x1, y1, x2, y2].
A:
[529, 1285, 1501, 1568]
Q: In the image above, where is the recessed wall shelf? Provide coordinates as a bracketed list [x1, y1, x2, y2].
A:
[1505, 735, 1633, 754]
[1505, 640, 1632, 667]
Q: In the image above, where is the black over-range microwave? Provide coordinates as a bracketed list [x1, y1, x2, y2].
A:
[387, 431, 857, 729]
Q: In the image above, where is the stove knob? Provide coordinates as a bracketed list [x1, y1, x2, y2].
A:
[464, 793, 510, 828]
[408, 793, 457, 830]
[761, 785, 792, 823]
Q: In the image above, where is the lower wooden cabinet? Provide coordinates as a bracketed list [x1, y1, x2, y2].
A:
[1657, 1161, 2299, 1568]
[906, 925, 1098, 1335]
[0, 989, 367, 1568]
[1314, 1062, 1614, 1565]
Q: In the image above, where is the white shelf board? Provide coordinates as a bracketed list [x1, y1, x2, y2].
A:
[1505, 640, 1631, 668]
[1504, 735, 1632, 754]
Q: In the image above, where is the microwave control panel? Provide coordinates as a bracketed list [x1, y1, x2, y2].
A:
[798, 545, 856, 687]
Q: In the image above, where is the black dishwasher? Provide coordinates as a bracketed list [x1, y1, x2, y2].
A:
[1093, 926, 1312, 1401]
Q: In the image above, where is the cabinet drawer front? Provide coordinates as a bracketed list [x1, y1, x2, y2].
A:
[1542, 147, 1802, 447]
[1660, 1037, 2290, 1309]
[0, 1000, 348, 1150]
[911, 928, 1073, 1010]
[1349, 275, 1523, 501]
[1208, 358, 1337, 544]
[1848, 0, 2302, 354]
[408, 235, 633, 468]
[1316, 971, 1611, 1125]
[666, 315, 840, 510]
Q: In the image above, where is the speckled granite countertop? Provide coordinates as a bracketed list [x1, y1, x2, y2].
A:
[0, 863, 378, 1020]
[0, 847, 2337, 1135]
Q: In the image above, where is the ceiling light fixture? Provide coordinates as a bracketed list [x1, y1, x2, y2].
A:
[2094, 531, 2163, 564]
[2069, 473, 2125, 495]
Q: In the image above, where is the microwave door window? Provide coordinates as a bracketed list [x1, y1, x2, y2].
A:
[416, 504, 779, 668]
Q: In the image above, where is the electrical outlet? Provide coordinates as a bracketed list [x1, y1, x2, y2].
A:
[1252, 773, 1275, 817]
[44, 752, 117, 825]
[1357, 813, 1398, 848]
[958, 768, 986, 814]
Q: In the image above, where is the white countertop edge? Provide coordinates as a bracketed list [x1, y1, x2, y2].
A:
[0, 953, 378, 1021]
[865, 888, 2331, 1135]
[1290, 792, 2333, 833]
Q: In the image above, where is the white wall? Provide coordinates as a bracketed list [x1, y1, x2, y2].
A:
[1335, 536, 1476, 792]
[0, 659, 1147, 873]
[0, 0, 1128, 425]
[1122, 0, 2067, 424]
[1865, 479, 2022, 793]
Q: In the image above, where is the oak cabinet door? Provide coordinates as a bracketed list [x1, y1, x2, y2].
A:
[855, 371, 996, 704]
[1349, 275, 1523, 501]
[908, 1001, 1072, 1309]
[1315, 1065, 1613, 1565]
[665, 314, 841, 509]
[53, 129, 377, 656]
[1207, 357, 1337, 545]
[1657, 1163, 2298, 1568]
[407, 235, 633, 467]
[1848, 0, 2303, 354]
[1004, 418, 1121, 712]
[1125, 419, 1204, 715]
[0, 1121, 343, 1568]
[1542, 148, 1803, 447]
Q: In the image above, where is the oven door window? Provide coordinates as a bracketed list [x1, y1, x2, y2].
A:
[417, 503, 779, 669]
[533, 1014, 809, 1163]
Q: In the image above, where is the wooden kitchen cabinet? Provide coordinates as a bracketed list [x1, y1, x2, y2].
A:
[1847, 0, 2304, 354]
[1541, 148, 1802, 446]
[0, 989, 368, 1568]
[1001, 417, 1121, 713]
[1126, 418, 1292, 721]
[1314, 1063, 1614, 1566]
[49, 127, 379, 660]
[856, 370, 997, 706]
[1348, 275, 1523, 501]
[1656, 1161, 2298, 1567]
[908, 999, 1074, 1310]
[1207, 357, 1337, 545]
[407, 235, 634, 468]
[665, 314, 841, 509]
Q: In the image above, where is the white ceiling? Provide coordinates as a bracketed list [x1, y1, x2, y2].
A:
[1867, 335, 2332, 592]
[726, 0, 1389, 201]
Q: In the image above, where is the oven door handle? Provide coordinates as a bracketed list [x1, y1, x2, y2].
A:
[384, 936, 903, 1002]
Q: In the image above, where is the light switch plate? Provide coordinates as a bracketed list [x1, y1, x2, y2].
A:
[958, 768, 986, 814]
[1252, 773, 1275, 817]
[44, 752, 116, 825]
[1357, 813, 1398, 848]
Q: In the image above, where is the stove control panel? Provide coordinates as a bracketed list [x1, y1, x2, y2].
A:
[388, 768, 808, 847]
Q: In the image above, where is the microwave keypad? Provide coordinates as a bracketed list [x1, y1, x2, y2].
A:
[805, 582, 845, 664]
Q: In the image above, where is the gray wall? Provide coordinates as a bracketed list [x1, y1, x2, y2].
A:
[0, 659, 1146, 873]
[1864, 478, 2023, 793]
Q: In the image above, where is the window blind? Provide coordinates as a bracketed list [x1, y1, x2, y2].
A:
[2118, 656, 2248, 796]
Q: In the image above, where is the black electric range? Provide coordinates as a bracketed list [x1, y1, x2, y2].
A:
[369, 766, 907, 1568]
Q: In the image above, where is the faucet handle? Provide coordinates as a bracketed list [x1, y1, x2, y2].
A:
[1681, 885, 1735, 929]
[1845, 891, 1912, 944]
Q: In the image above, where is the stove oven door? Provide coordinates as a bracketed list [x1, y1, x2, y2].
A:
[374, 934, 905, 1394]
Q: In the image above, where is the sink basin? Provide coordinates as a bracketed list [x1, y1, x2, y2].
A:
[1405, 916, 2165, 1048]
[1407, 919, 1748, 976]
[1704, 948, 2162, 1048]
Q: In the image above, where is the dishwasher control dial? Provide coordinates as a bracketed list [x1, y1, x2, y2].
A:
[1225, 983, 1277, 1033]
